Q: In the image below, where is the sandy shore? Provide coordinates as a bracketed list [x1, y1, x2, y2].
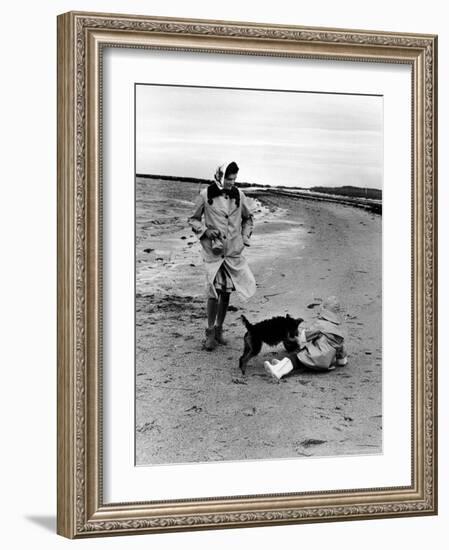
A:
[135, 178, 382, 465]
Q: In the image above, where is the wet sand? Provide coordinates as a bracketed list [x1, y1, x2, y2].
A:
[135, 178, 382, 465]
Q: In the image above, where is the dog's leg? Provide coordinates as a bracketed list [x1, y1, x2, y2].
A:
[238, 333, 252, 375]
[239, 333, 262, 375]
[283, 338, 300, 353]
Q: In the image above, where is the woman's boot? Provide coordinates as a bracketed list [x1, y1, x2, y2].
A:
[204, 327, 217, 351]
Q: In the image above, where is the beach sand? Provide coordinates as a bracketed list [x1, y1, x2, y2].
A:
[135, 178, 382, 465]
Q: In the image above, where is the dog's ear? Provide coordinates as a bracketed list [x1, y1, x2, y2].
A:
[295, 318, 304, 326]
[286, 313, 291, 318]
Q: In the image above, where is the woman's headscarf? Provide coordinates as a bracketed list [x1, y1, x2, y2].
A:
[208, 161, 240, 206]
[214, 161, 239, 189]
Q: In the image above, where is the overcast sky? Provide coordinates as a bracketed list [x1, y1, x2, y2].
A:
[136, 84, 383, 189]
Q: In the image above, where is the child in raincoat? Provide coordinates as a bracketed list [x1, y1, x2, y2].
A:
[264, 297, 348, 381]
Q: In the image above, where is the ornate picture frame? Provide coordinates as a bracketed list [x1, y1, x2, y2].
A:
[57, 11, 437, 538]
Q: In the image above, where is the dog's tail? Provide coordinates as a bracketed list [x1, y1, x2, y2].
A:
[240, 315, 253, 331]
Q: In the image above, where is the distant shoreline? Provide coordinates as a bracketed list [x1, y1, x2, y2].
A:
[136, 173, 382, 215]
[246, 188, 382, 215]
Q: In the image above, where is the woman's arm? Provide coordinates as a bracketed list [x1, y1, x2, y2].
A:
[187, 192, 207, 238]
[240, 191, 254, 246]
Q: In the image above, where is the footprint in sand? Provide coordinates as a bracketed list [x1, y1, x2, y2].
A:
[300, 439, 327, 448]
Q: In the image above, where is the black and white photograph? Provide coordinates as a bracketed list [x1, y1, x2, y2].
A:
[135, 83, 383, 466]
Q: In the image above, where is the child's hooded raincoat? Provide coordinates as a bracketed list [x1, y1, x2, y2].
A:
[296, 302, 347, 370]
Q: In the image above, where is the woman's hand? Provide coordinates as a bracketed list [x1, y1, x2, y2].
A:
[204, 228, 220, 239]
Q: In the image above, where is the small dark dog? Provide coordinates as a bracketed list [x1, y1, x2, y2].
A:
[239, 314, 303, 374]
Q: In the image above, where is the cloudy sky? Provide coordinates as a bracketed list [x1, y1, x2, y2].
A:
[136, 84, 383, 189]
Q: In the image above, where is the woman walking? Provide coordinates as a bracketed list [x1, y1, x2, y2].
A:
[188, 161, 256, 350]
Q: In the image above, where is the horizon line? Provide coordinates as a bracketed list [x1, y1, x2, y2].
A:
[135, 173, 383, 192]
